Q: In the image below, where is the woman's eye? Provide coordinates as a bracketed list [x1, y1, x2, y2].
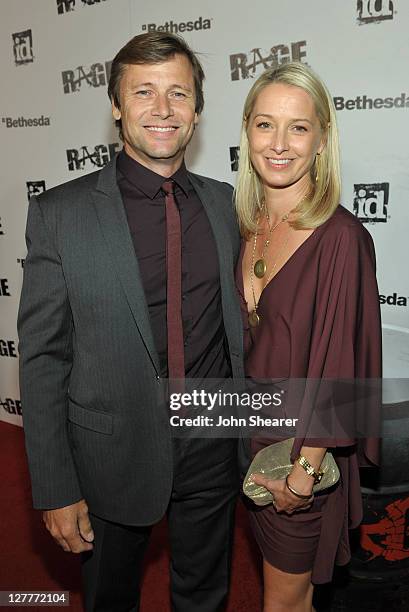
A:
[293, 125, 308, 132]
[256, 121, 271, 129]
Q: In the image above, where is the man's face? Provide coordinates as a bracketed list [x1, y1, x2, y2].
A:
[112, 54, 199, 176]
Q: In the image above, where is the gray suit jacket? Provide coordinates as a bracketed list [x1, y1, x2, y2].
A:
[18, 155, 245, 525]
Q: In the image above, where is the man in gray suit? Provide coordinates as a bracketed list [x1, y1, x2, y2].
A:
[18, 32, 244, 612]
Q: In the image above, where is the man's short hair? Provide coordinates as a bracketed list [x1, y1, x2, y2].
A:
[108, 31, 205, 135]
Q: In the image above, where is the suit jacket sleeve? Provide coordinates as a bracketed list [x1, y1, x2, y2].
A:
[18, 196, 82, 509]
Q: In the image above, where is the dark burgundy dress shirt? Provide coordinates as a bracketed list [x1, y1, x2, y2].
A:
[117, 149, 231, 379]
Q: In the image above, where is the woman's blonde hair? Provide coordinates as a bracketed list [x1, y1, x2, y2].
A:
[234, 62, 341, 236]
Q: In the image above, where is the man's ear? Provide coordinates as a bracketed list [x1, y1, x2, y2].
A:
[111, 100, 121, 121]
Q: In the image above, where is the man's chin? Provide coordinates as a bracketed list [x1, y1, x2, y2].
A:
[145, 147, 185, 161]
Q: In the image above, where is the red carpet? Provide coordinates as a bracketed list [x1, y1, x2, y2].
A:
[0, 421, 262, 611]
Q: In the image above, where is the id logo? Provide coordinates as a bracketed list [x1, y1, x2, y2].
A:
[357, 0, 394, 24]
[26, 181, 46, 201]
[230, 40, 307, 81]
[353, 183, 389, 223]
[12, 30, 34, 65]
[66, 143, 120, 171]
[230, 146, 240, 172]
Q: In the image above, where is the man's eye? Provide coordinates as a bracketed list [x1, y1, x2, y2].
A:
[172, 91, 187, 98]
[136, 90, 151, 96]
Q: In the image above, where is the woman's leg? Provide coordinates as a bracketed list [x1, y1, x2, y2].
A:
[262, 559, 314, 612]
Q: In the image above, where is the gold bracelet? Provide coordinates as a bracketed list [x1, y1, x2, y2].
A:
[285, 475, 313, 500]
[297, 455, 323, 484]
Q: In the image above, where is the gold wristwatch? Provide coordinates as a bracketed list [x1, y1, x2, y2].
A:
[296, 455, 324, 484]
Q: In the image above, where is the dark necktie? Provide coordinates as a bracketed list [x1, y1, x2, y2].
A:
[162, 180, 185, 384]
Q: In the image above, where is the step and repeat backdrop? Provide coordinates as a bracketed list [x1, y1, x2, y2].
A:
[1, 0, 408, 425]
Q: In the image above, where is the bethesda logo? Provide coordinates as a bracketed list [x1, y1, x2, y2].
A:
[2, 115, 50, 128]
[334, 93, 408, 111]
[379, 293, 408, 307]
[142, 17, 212, 34]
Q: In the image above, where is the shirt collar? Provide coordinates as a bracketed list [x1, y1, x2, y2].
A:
[117, 148, 190, 199]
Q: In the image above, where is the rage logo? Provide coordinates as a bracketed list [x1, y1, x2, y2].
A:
[57, 0, 107, 14]
[230, 40, 307, 81]
[0, 279, 11, 297]
[62, 61, 112, 94]
[66, 143, 120, 171]
[0, 339, 18, 358]
[0, 397, 22, 416]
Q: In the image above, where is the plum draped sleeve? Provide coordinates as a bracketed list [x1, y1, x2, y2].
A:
[236, 206, 382, 583]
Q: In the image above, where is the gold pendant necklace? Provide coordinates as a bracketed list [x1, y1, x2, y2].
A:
[253, 206, 289, 279]
[249, 226, 291, 327]
[248, 193, 310, 326]
[248, 310, 261, 327]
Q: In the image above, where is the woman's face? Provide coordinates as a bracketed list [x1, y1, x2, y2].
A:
[247, 82, 325, 192]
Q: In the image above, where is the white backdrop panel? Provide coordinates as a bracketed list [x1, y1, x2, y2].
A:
[1, 0, 408, 425]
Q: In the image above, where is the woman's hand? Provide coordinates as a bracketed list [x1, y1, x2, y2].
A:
[251, 474, 314, 514]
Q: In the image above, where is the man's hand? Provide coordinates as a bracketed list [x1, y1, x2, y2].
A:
[43, 499, 94, 553]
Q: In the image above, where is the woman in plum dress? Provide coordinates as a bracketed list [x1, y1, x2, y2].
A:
[234, 62, 381, 612]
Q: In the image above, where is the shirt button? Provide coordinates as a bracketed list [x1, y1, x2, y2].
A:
[182, 294, 186, 301]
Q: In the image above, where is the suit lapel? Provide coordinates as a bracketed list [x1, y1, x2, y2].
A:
[188, 173, 243, 360]
[91, 157, 160, 376]
[188, 173, 234, 278]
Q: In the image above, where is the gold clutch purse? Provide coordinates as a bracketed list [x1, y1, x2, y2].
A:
[243, 438, 340, 506]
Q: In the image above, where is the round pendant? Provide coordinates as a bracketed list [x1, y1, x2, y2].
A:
[249, 310, 260, 327]
[254, 258, 267, 279]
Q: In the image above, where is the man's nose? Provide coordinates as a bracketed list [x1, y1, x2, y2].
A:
[151, 94, 173, 119]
